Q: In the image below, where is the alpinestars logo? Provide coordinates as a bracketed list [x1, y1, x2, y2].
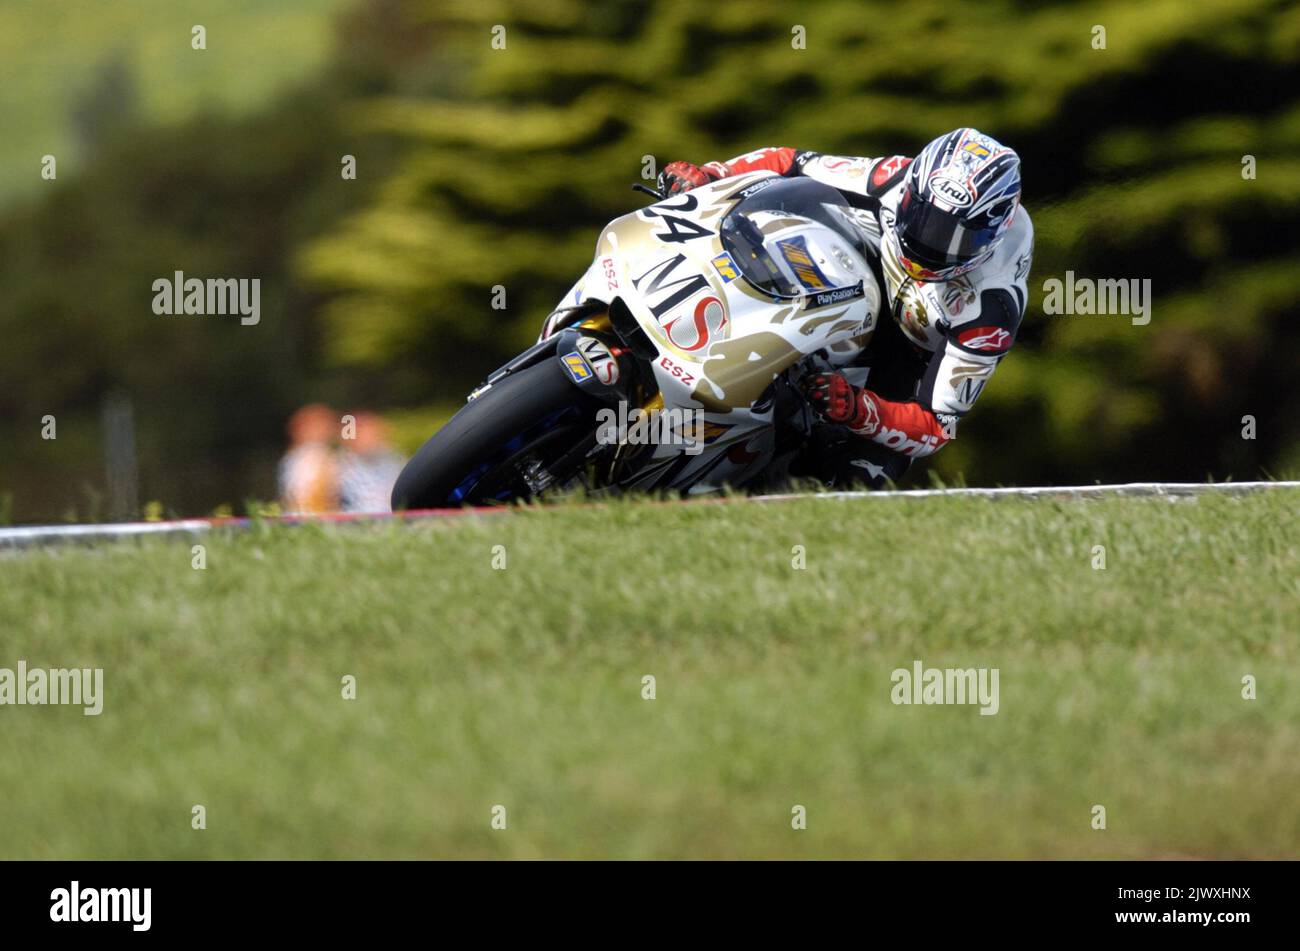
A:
[871, 155, 911, 188]
[957, 325, 1013, 353]
[848, 392, 881, 436]
[964, 328, 1011, 351]
[850, 458, 887, 480]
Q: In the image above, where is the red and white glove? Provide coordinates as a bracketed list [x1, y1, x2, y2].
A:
[658, 160, 724, 195]
[803, 372, 956, 456]
[801, 372, 876, 432]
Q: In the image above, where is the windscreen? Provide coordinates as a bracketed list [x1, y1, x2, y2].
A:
[719, 177, 871, 298]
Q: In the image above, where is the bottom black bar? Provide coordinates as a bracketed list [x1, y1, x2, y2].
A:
[0, 860, 1286, 938]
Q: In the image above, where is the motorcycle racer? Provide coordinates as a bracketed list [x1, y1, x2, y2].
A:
[660, 128, 1032, 487]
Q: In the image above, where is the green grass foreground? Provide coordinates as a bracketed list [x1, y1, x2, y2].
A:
[1, 490, 1297, 859]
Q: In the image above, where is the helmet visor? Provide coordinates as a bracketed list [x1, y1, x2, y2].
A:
[895, 186, 1000, 273]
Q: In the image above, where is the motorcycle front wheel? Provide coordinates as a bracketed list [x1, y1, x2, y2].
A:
[390, 358, 610, 509]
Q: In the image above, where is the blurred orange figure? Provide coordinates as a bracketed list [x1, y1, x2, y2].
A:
[278, 403, 340, 513]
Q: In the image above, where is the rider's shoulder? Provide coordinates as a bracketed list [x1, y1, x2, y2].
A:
[969, 208, 1034, 293]
[1004, 205, 1034, 250]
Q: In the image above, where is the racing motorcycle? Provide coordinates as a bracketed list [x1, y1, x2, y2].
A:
[391, 171, 885, 509]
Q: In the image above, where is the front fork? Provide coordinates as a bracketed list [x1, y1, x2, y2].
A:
[549, 310, 653, 408]
[551, 309, 668, 486]
[469, 308, 661, 483]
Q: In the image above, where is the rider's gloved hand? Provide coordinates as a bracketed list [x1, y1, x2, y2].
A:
[658, 160, 721, 195]
[802, 372, 871, 430]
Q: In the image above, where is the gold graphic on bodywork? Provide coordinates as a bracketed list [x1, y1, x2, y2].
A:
[769, 305, 797, 324]
[720, 174, 774, 203]
[697, 421, 734, 442]
[692, 332, 801, 411]
[830, 329, 874, 352]
[601, 214, 662, 264]
[794, 307, 850, 335]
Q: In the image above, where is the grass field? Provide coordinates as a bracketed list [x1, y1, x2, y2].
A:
[1, 490, 1297, 859]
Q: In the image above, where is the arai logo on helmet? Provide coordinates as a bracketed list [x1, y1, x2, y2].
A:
[928, 175, 973, 209]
